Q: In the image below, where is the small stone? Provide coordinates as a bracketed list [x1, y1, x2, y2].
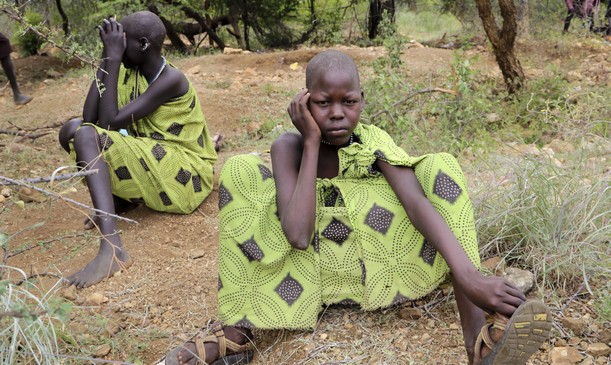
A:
[223, 47, 242, 54]
[1, 188, 12, 197]
[586, 343, 610, 357]
[503, 267, 534, 294]
[319, 333, 328, 340]
[481, 257, 506, 275]
[0, 195, 5, 204]
[421, 333, 431, 341]
[190, 250, 206, 259]
[549, 346, 582, 364]
[399, 307, 423, 320]
[60, 285, 78, 301]
[84, 293, 108, 306]
[93, 344, 111, 357]
[561, 317, 587, 336]
[17, 187, 46, 203]
[105, 321, 122, 336]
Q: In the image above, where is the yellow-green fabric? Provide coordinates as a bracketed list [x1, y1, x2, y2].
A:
[217, 123, 480, 329]
[76, 64, 217, 214]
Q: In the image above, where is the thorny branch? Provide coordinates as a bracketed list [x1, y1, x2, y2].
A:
[370, 87, 458, 122]
[0, 170, 99, 186]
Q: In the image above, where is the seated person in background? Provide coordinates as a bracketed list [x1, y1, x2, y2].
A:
[159, 50, 552, 365]
[58, 11, 217, 288]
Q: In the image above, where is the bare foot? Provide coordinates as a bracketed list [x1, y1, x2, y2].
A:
[83, 214, 99, 230]
[14, 94, 33, 105]
[66, 234, 132, 288]
[84, 197, 139, 230]
[212, 133, 223, 152]
[160, 325, 251, 365]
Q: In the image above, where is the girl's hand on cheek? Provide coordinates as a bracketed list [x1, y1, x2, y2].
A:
[288, 89, 321, 142]
[98, 18, 125, 60]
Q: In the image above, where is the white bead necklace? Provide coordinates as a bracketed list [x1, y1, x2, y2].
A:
[321, 133, 354, 147]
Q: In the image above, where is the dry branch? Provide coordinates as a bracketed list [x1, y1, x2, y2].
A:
[370, 87, 458, 121]
[0, 175, 138, 225]
[0, 170, 99, 186]
[0, 129, 52, 140]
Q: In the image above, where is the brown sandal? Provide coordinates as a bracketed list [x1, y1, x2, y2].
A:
[160, 322, 253, 365]
[473, 300, 552, 365]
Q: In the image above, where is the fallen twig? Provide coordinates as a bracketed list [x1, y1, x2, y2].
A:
[0, 169, 99, 186]
[0, 175, 138, 225]
[370, 87, 458, 122]
[0, 129, 53, 140]
[0, 309, 47, 319]
[6, 232, 89, 259]
[7, 120, 65, 132]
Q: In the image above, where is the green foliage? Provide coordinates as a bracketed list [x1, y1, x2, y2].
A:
[473, 151, 610, 293]
[0, 267, 72, 365]
[13, 10, 44, 56]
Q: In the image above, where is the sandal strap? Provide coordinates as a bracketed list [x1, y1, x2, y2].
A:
[191, 322, 251, 364]
[492, 313, 509, 331]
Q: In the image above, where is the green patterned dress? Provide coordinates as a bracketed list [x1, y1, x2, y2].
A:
[76, 64, 217, 214]
[218, 123, 480, 329]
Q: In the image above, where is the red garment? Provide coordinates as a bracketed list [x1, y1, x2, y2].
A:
[566, 0, 600, 18]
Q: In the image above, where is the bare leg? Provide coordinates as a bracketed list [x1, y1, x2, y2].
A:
[1, 55, 33, 105]
[67, 125, 131, 288]
[164, 326, 251, 364]
[453, 275, 505, 365]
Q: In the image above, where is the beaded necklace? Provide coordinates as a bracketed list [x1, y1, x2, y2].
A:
[321, 133, 354, 147]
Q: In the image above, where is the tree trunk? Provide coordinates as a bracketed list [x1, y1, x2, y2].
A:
[54, 0, 70, 36]
[368, 0, 395, 39]
[517, 0, 530, 36]
[147, 4, 190, 54]
[180, 5, 225, 50]
[475, 0, 525, 94]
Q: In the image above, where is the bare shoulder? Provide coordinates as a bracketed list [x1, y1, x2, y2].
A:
[271, 132, 302, 167]
[156, 65, 189, 98]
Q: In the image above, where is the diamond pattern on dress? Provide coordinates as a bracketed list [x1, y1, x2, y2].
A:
[175, 168, 192, 186]
[360, 259, 366, 285]
[275, 274, 303, 305]
[392, 292, 409, 305]
[150, 132, 165, 140]
[167, 122, 184, 136]
[364, 203, 394, 234]
[159, 191, 172, 206]
[151, 143, 167, 162]
[235, 316, 255, 329]
[197, 135, 204, 147]
[374, 149, 387, 161]
[258, 164, 272, 180]
[433, 171, 462, 204]
[218, 277, 223, 291]
[324, 189, 339, 207]
[189, 96, 196, 109]
[192, 175, 202, 193]
[99, 132, 113, 151]
[114, 166, 132, 180]
[420, 239, 437, 266]
[321, 217, 352, 245]
[239, 236, 264, 262]
[311, 232, 319, 253]
[218, 183, 233, 209]
[139, 158, 150, 172]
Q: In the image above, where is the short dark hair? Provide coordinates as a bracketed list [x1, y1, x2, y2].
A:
[305, 50, 360, 89]
[120, 11, 166, 50]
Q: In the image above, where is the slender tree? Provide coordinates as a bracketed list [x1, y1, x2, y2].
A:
[475, 0, 525, 94]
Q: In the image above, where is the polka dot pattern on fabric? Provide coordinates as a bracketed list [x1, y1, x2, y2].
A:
[392, 292, 409, 305]
[150, 132, 164, 140]
[364, 203, 394, 234]
[175, 168, 192, 186]
[192, 175, 202, 193]
[99, 132, 114, 151]
[151, 143, 167, 162]
[258, 164, 273, 180]
[167, 122, 184, 136]
[239, 236, 264, 262]
[114, 166, 132, 180]
[419, 239, 437, 266]
[275, 274, 304, 305]
[218, 183, 233, 209]
[159, 191, 172, 206]
[321, 217, 352, 245]
[433, 171, 462, 204]
[235, 317, 255, 329]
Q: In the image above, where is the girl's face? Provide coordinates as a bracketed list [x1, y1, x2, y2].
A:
[120, 25, 144, 69]
[308, 70, 363, 146]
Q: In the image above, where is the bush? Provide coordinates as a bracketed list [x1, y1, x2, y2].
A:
[12, 11, 44, 56]
[0, 266, 71, 364]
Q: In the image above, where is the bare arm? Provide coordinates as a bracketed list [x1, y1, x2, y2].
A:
[94, 18, 188, 130]
[271, 89, 322, 249]
[377, 160, 526, 315]
[82, 56, 107, 123]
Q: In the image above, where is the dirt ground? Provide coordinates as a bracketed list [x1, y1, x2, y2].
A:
[0, 42, 609, 365]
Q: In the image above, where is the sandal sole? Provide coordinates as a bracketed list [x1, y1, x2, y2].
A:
[481, 300, 552, 365]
